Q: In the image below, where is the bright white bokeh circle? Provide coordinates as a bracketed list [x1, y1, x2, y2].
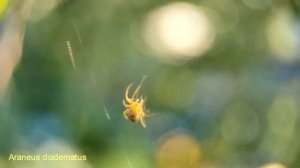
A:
[143, 2, 215, 63]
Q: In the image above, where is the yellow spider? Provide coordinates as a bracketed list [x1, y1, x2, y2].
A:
[123, 77, 148, 128]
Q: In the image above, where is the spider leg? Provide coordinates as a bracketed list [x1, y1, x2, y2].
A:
[123, 99, 130, 107]
[140, 117, 146, 128]
[135, 98, 141, 103]
[132, 76, 147, 99]
[140, 97, 144, 106]
[125, 83, 134, 103]
[123, 109, 129, 120]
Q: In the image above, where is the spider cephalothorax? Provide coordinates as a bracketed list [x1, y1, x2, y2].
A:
[122, 77, 148, 128]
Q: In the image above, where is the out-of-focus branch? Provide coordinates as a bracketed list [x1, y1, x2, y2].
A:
[0, 0, 33, 98]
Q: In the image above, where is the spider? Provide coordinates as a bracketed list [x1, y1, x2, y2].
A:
[122, 77, 149, 128]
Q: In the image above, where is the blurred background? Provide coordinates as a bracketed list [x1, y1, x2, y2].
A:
[0, 0, 300, 167]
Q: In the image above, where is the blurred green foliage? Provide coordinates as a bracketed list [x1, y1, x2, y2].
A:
[1, 0, 300, 168]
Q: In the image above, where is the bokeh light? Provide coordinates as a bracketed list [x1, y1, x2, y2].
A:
[192, 72, 234, 112]
[34, 139, 90, 168]
[260, 163, 287, 168]
[221, 102, 260, 145]
[266, 7, 300, 62]
[156, 133, 201, 168]
[267, 93, 297, 138]
[258, 93, 299, 163]
[143, 2, 215, 63]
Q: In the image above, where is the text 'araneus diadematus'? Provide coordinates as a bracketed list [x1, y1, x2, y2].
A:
[123, 77, 150, 128]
